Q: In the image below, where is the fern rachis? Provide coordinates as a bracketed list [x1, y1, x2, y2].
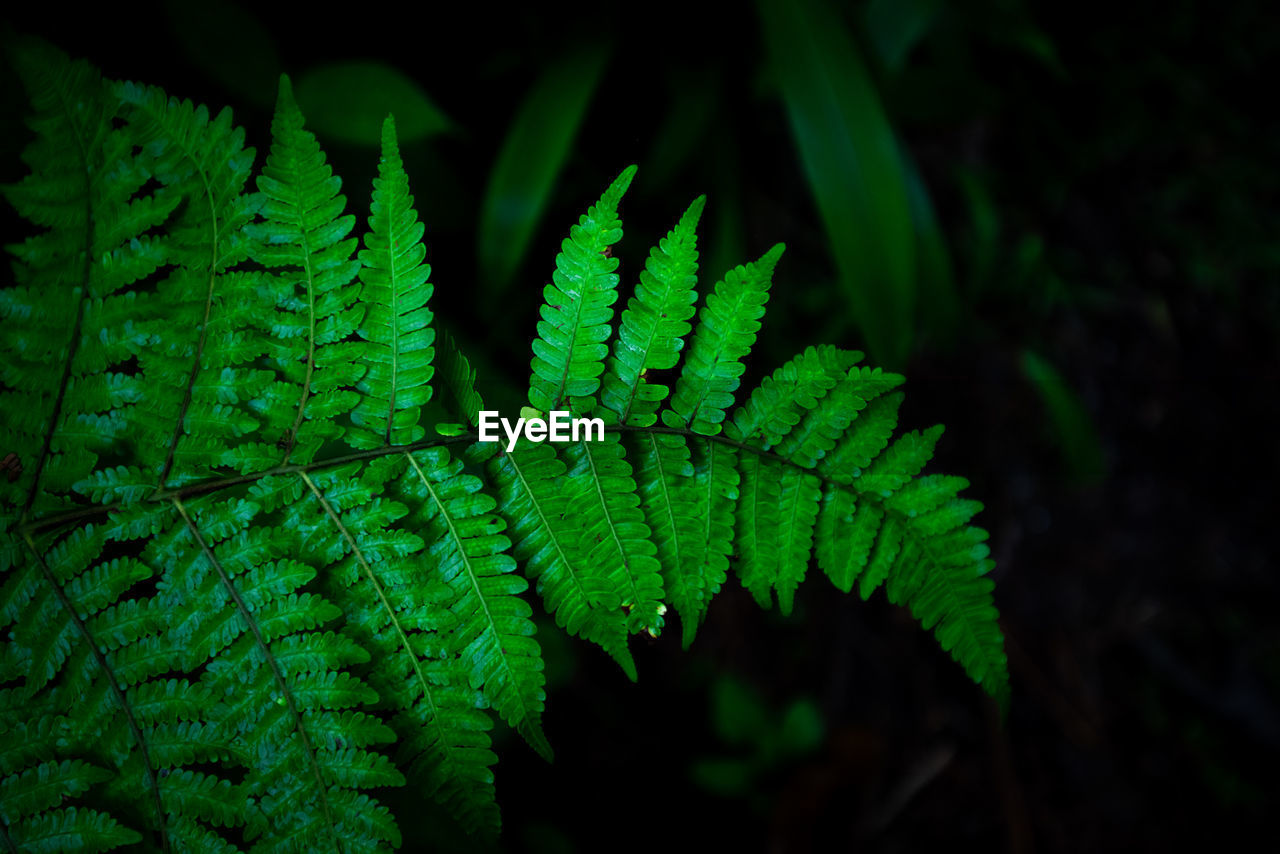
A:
[0, 40, 1008, 851]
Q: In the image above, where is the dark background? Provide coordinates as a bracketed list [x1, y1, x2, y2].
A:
[3, 0, 1278, 851]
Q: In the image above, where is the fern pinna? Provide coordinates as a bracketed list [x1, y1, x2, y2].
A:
[0, 40, 1008, 852]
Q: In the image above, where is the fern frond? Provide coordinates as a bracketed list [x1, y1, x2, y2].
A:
[528, 166, 635, 415]
[350, 115, 435, 450]
[400, 448, 551, 761]
[114, 74, 259, 489]
[435, 329, 485, 430]
[629, 431, 705, 647]
[600, 195, 704, 427]
[488, 441, 636, 678]
[663, 243, 783, 435]
[298, 460, 500, 834]
[246, 75, 361, 466]
[725, 345, 866, 446]
[595, 197, 709, 643]
[2, 47, 1009, 850]
[4, 805, 142, 853]
[1, 41, 174, 528]
[560, 435, 665, 636]
[521, 171, 1005, 701]
[686, 439, 739, 642]
[165, 493, 400, 851]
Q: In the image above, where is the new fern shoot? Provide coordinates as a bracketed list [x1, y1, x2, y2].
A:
[0, 39, 1008, 852]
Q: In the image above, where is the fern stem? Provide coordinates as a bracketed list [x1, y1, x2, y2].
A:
[171, 497, 341, 853]
[22, 425, 908, 542]
[19, 435, 479, 536]
[19, 531, 172, 854]
[382, 222, 401, 450]
[612, 424, 793, 468]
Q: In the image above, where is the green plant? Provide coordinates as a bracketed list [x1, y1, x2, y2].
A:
[0, 40, 1007, 851]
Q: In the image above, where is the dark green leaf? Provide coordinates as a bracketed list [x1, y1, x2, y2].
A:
[478, 44, 611, 295]
[293, 62, 453, 147]
[758, 0, 917, 367]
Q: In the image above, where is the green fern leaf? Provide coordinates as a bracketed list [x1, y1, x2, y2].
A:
[247, 75, 362, 466]
[629, 431, 706, 647]
[1, 44, 1009, 851]
[488, 441, 636, 678]
[435, 329, 485, 429]
[528, 166, 635, 415]
[350, 115, 435, 449]
[561, 435, 665, 636]
[664, 243, 784, 435]
[401, 448, 551, 761]
[600, 195, 705, 427]
[298, 457, 502, 834]
[8, 806, 142, 853]
[114, 75, 259, 489]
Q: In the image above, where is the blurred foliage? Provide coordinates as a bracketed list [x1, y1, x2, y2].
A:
[760, 0, 921, 368]
[293, 61, 454, 146]
[865, 0, 943, 74]
[1020, 350, 1107, 486]
[479, 44, 609, 296]
[691, 675, 824, 800]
